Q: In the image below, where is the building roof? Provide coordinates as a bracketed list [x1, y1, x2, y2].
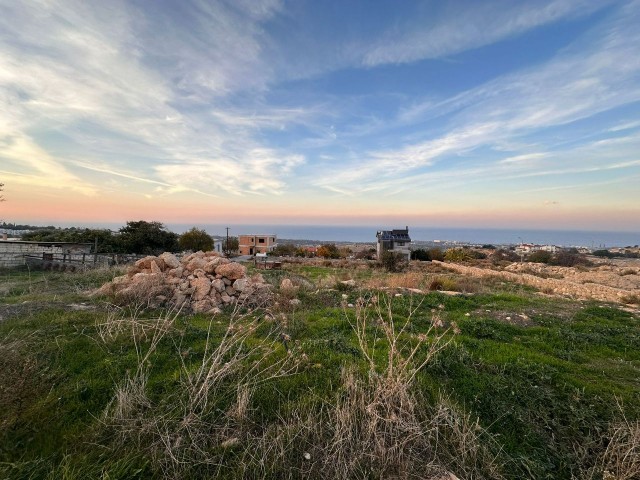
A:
[376, 227, 411, 242]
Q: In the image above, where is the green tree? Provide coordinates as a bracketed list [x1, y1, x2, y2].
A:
[179, 227, 214, 252]
[223, 236, 239, 256]
[118, 220, 179, 254]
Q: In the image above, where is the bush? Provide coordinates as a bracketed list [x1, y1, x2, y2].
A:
[317, 244, 341, 259]
[444, 248, 473, 262]
[550, 251, 590, 267]
[491, 249, 519, 264]
[178, 227, 214, 252]
[527, 250, 552, 264]
[380, 251, 408, 272]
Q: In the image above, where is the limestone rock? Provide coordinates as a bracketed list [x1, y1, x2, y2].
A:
[159, 252, 180, 269]
[215, 262, 246, 280]
[192, 277, 212, 301]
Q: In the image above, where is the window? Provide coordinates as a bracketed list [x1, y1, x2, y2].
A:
[259, 238, 265, 244]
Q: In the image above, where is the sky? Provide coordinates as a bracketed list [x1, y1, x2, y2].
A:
[1, 0, 639, 231]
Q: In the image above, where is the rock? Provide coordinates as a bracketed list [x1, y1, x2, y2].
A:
[340, 279, 356, 287]
[221, 292, 232, 303]
[212, 279, 226, 293]
[223, 277, 232, 286]
[204, 257, 229, 273]
[192, 277, 212, 301]
[186, 257, 207, 272]
[207, 307, 222, 315]
[134, 256, 158, 270]
[159, 252, 180, 269]
[281, 278, 296, 290]
[150, 260, 162, 274]
[215, 262, 246, 280]
[233, 278, 248, 292]
[290, 298, 301, 306]
[193, 299, 214, 313]
[225, 285, 236, 296]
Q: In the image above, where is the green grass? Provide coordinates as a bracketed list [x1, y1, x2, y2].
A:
[0, 266, 638, 479]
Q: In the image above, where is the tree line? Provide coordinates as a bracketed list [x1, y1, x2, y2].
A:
[20, 221, 238, 255]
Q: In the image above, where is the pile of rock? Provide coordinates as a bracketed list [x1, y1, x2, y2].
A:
[94, 251, 271, 314]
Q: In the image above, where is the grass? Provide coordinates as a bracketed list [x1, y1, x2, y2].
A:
[0, 264, 638, 479]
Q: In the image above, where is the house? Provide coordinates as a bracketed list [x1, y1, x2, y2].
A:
[0, 240, 93, 268]
[238, 234, 277, 256]
[212, 239, 223, 254]
[376, 226, 411, 261]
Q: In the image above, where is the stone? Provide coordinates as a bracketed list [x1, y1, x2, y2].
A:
[215, 262, 246, 280]
[159, 252, 180, 269]
[186, 257, 207, 272]
[150, 260, 162, 274]
[225, 285, 236, 296]
[193, 299, 214, 313]
[211, 279, 226, 292]
[134, 256, 158, 270]
[340, 279, 356, 287]
[233, 278, 248, 292]
[192, 277, 212, 301]
[223, 277, 232, 286]
[290, 298, 301, 306]
[221, 292, 232, 303]
[281, 278, 295, 290]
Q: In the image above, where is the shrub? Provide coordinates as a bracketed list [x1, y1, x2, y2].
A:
[444, 248, 472, 262]
[550, 251, 590, 267]
[317, 244, 341, 259]
[380, 251, 408, 272]
[527, 250, 552, 264]
[491, 249, 519, 264]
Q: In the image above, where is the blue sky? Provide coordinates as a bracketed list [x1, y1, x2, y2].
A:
[1, 0, 639, 230]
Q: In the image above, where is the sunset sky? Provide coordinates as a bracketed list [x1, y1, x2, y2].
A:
[1, 0, 639, 231]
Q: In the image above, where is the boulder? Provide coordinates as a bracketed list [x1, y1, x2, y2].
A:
[192, 277, 212, 301]
[211, 278, 226, 293]
[159, 252, 180, 269]
[215, 262, 246, 280]
[135, 256, 158, 270]
[233, 278, 248, 292]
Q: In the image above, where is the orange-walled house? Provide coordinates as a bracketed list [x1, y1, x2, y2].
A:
[238, 234, 277, 255]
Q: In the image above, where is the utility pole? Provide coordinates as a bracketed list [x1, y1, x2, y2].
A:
[225, 227, 229, 256]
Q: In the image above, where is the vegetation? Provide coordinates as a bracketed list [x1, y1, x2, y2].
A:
[0, 261, 639, 479]
[316, 243, 341, 259]
[411, 248, 444, 261]
[178, 227, 214, 252]
[20, 221, 180, 254]
[222, 236, 239, 256]
[379, 250, 408, 272]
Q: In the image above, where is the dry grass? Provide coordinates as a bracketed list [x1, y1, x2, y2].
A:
[243, 294, 505, 479]
[105, 303, 301, 478]
[583, 403, 640, 480]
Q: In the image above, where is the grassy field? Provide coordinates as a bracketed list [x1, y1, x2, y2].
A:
[0, 263, 638, 479]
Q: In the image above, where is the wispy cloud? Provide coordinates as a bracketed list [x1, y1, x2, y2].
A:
[361, 0, 607, 66]
[315, 2, 640, 193]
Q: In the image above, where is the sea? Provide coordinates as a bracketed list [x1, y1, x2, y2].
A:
[167, 224, 639, 248]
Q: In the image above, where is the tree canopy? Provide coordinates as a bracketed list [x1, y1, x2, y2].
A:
[179, 227, 214, 252]
[118, 220, 179, 255]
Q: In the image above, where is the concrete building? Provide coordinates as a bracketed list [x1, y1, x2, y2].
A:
[238, 234, 277, 256]
[0, 240, 93, 268]
[376, 226, 411, 260]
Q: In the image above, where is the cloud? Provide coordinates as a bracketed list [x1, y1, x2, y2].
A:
[361, 0, 606, 66]
[154, 149, 305, 196]
[314, 2, 640, 193]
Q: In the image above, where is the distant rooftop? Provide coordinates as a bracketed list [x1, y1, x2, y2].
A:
[376, 226, 411, 242]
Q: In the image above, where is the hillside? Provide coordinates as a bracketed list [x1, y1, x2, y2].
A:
[0, 258, 639, 479]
